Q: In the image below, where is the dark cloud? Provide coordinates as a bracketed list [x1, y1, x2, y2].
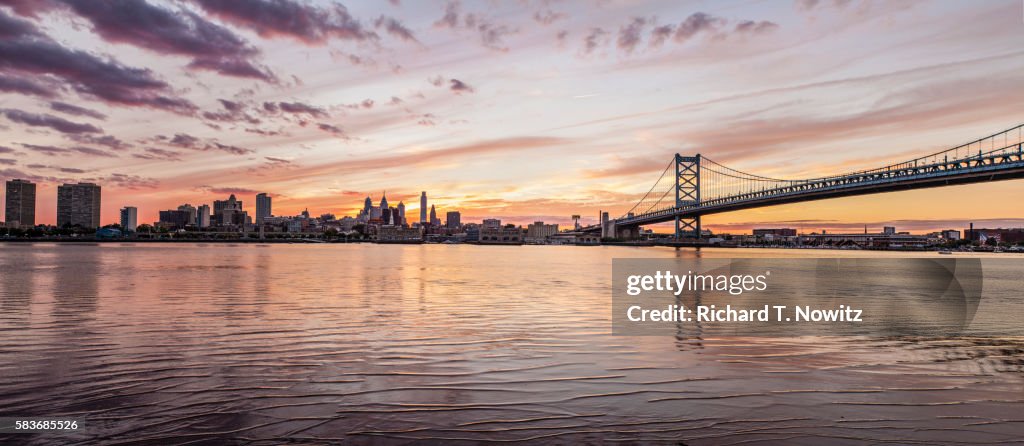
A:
[0, 10, 196, 113]
[617, 17, 648, 53]
[70, 146, 118, 158]
[388, 96, 403, 105]
[200, 185, 259, 195]
[50, 101, 107, 120]
[191, 0, 376, 44]
[317, 122, 348, 139]
[68, 134, 131, 150]
[166, 132, 252, 155]
[0, 158, 16, 165]
[202, 100, 261, 124]
[20, 143, 71, 156]
[449, 78, 474, 94]
[432, 2, 513, 51]
[0, 74, 56, 98]
[649, 24, 675, 47]
[264, 156, 291, 164]
[373, 15, 417, 42]
[0, 146, 16, 154]
[103, 172, 159, 189]
[57, 0, 274, 82]
[275, 101, 327, 117]
[675, 12, 726, 42]
[1, 108, 103, 134]
[132, 147, 182, 161]
[582, 28, 608, 54]
[734, 20, 779, 35]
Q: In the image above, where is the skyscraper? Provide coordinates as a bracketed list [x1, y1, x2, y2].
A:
[420, 191, 427, 223]
[256, 193, 272, 225]
[213, 194, 244, 226]
[57, 182, 101, 228]
[4, 179, 36, 227]
[397, 201, 405, 221]
[120, 206, 137, 232]
[197, 204, 211, 228]
[177, 203, 197, 225]
[446, 211, 461, 229]
[429, 204, 438, 226]
[380, 191, 388, 211]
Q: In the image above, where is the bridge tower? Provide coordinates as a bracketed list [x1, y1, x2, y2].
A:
[674, 154, 701, 239]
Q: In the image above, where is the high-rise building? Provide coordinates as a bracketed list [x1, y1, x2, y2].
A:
[177, 203, 197, 226]
[213, 194, 244, 226]
[420, 191, 427, 223]
[120, 206, 138, 232]
[397, 201, 405, 221]
[446, 211, 461, 229]
[429, 204, 439, 226]
[5, 179, 36, 227]
[158, 210, 190, 230]
[197, 204, 211, 228]
[482, 218, 501, 229]
[380, 191, 388, 211]
[57, 182, 101, 228]
[256, 193, 271, 225]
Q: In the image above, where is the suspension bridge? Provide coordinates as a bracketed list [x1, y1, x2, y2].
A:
[585, 123, 1024, 240]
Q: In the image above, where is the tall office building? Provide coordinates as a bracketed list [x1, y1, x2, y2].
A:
[397, 201, 405, 221]
[56, 182, 101, 228]
[379, 191, 388, 211]
[429, 204, 439, 226]
[120, 206, 138, 232]
[256, 193, 272, 225]
[177, 203, 197, 225]
[446, 211, 461, 229]
[197, 204, 211, 228]
[419, 191, 427, 223]
[213, 194, 244, 226]
[4, 179, 36, 227]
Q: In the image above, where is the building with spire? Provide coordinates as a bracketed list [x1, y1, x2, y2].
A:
[379, 192, 388, 211]
[397, 201, 405, 221]
[420, 191, 427, 223]
[430, 204, 439, 226]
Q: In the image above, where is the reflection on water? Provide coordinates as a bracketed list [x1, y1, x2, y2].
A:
[1, 243, 1023, 444]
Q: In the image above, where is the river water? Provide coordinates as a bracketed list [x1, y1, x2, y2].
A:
[1, 243, 1023, 445]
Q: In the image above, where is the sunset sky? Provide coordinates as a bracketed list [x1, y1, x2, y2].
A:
[1, 0, 1023, 233]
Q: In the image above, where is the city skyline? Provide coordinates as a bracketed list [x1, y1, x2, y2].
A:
[1, 1, 1024, 233]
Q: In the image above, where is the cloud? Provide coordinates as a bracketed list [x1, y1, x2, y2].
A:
[50, 101, 107, 120]
[68, 134, 131, 150]
[0, 146, 17, 154]
[0, 73, 57, 98]
[0, 108, 103, 134]
[648, 24, 674, 47]
[734, 20, 779, 35]
[533, 10, 567, 25]
[0, 10, 196, 113]
[57, 0, 275, 82]
[317, 122, 348, 139]
[102, 172, 159, 189]
[132, 147, 182, 161]
[449, 78, 474, 94]
[199, 185, 259, 195]
[20, 143, 70, 156]
[0, 158, 16, 165]
[582, 28, 608, 54]
[191, 0, 376, 44]
[166, 132, 253, 155]
[434, 1, 460, 28]
[273, 101, 328, 117]
[373, 15, 417, 42]
[674, 12, 726, 42]
[617, 17, 648, 53]
[70, 146, 118, 158]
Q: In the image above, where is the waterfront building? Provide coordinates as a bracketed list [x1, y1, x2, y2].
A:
[526, 221, 558, 242]
[752, 228, 797, 237]
[479, 224, 523, 245]
[120, 206, 138, 232]
[482, 218, 501, 229]
[420, 191, 427, 223]
[4, 179, 36, 227]
[256, 193, 272, 225]
[177, 203, 197, 225]
[377, 225, 423, 243]
[158, 209, 190, 230]
[56, 182, 101, 228]
[446, 211, 461, 229]
[965, 228, 1024, 244]
[940, 229, 961, 240]
[197, 204, 211, 228]
[213, 194, 245, 227]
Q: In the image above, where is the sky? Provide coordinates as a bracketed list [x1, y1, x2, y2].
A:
[1, 0, 1023, 233]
